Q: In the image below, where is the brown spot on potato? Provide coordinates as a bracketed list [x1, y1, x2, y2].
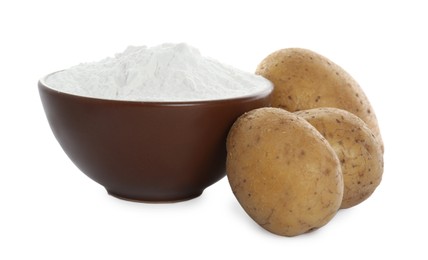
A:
[315, 96, 321, 102]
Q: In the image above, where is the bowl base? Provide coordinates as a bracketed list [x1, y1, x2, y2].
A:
[106, 189, 203, 203]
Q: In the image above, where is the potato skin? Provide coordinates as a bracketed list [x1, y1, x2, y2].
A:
[255, 48, 383, 151]
[226, 107, 343, 236]
[295, 108, 383, 209]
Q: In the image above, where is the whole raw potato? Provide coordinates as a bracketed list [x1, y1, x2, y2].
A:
[295, 108, 383, 209]
[255, 48, 383, 151]
[226, 107, 343, 236]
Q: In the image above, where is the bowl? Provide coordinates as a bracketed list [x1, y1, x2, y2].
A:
[38, 72, 272, 202]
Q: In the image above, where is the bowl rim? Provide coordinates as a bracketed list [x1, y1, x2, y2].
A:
[39, 71, 273, 106]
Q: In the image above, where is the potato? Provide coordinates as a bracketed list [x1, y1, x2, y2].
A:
[295, 108, 383, 209]
[226, 107, 343, 236]
[255, 48, 383, 152]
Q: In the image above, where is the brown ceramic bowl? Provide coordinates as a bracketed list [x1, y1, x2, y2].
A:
[39, 73, 272, 202]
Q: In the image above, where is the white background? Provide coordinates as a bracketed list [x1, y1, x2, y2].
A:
[1, 0, 426, 259]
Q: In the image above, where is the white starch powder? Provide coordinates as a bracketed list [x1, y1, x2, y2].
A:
[45, 43, 272, 102]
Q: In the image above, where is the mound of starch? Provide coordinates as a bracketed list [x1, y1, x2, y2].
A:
[45, 43, 272, 102]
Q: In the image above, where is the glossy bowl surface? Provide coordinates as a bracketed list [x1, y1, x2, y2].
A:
[39, 73, 272, 202]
